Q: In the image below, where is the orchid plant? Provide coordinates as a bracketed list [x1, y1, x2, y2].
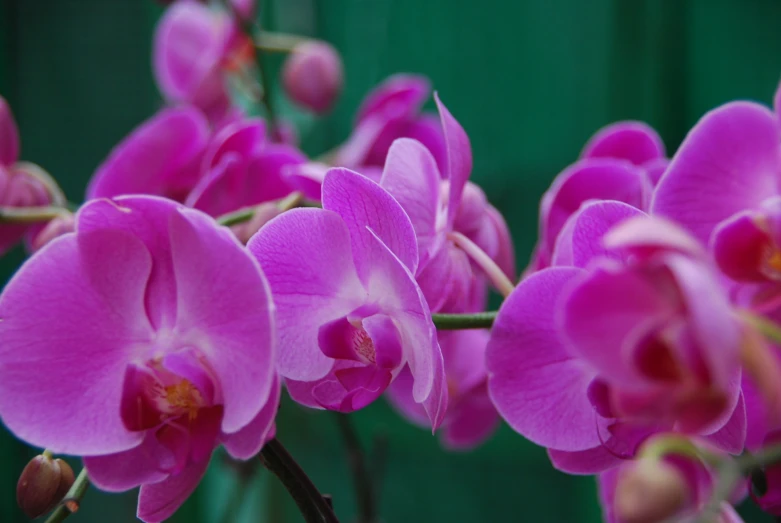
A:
[5, 1, 781, 523]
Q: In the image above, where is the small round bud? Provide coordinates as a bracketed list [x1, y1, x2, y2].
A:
[615, 459, 689, 523]
[16, 454, 74, 518]
[282, 41, 343, 114]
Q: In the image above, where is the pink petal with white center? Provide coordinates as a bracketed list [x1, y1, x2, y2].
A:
[137, 457, 211, 523]
[247, 208, 366, 381]
[652, 102, 781, 244]
[581, 121, 666, 166]
[487, 267, 604, 451]
[0, 96, 19, 165]
[323, 168, 419, 275]
[435, 94, 473, 225]
[0, 226, 154, 455]
[168, 208, 275, 433]
[380, 138, 441, 256]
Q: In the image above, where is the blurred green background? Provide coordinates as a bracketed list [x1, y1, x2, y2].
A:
[1, 0, 781, 521]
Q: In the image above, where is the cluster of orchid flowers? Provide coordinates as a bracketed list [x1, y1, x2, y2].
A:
[4, 1, 781, 523]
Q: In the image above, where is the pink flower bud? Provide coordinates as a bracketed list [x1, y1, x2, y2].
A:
[30, 212, 75, 252]
[16, 454, 75, 518]
[282, 41, 343, 114]
[614, 459, 689, 523]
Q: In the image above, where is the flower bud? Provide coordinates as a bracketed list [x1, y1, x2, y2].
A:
[30, 212, 75, 252]
[282, 41, 343, 114]
[614, 459, 689, 523]
[16, 454, 75, 518]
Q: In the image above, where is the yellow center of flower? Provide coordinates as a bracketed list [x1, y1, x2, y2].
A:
[163, 380, 203, 421]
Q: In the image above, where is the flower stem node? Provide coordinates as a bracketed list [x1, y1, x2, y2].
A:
[16, 453, 75, 519]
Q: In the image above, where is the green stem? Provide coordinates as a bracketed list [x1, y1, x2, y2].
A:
[432, 312, 496, 330]
[743, 311, 781, 346]
[216, 192, 303, 227]
[255, 31, 308, 54]
[260, 438, 339, 523]
[334, 414, 376, 523]
[44, 467, 89, 523]
[0, 205, 68, 223]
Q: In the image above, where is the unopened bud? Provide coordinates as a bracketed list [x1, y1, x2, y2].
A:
[282, 41, 343, 114]
[16, 454, 75, 518]
[30, 212, 75, 252]
[615, 459, 689, 523]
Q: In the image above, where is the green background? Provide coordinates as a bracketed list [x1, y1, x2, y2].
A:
[1, 0, 780, 521]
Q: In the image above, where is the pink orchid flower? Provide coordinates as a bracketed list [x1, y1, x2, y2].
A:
[334, 74, 447, 173]
[87, 107, 210, 202]
[487, 213, 745, 477]
[0, 96, 62, 255]
[526, 120, 665, 274]
[153, 1, 252, 125]
[379, 96, 515, 313]
[248, 168, 447, 427]
[0, 195, 279, 523]
[386, 329, 499, 450]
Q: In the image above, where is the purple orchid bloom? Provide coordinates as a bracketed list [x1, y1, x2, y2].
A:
[0, 195, 279, 522]
[526, 120, 666, 274]
[379, 96, 515, 313]
[247, 168, 447, 426]
[87, 107, 210, 203]
[0, 96, 63, 255]
[334, 74, 447, 173]
[185, 118, 306, 217]
[154, 1, 252, 125]
[386, 329, 499, 450]
[487, 212, 746, 477]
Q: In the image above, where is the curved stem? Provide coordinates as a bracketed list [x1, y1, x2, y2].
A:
[255, 31, 308, 54]
[0, 205, 69, 223]
[334, 414, 376, 523]
[260, 438, 339, 523]
[44, 467, 89, 523]
[448, 231, 514, 297]
[432, 311, 496, 330]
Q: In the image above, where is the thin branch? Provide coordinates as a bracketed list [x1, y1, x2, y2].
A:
[334, 414, 376, 523]
[432, 311, 496, 330]
[0, 205, 69, 223]
[255, 31, 308, 54]
[260, 438, 339, 523]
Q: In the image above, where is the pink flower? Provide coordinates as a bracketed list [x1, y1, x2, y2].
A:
[386, 329, 499, 450]
[87, 107, 210, 202]
[247, 168, 447, 426]
[0, 196, 278, 522]
[334, 75, 447, 173]
[0, 97, 62, 255]
[526, 120, 665, 274]
[486, 214, 745, 475]
[153, 1, 252, 125]
[282, 41, 344, 114]
[379, 97, 514, 312]
[185, 118, 306, 217]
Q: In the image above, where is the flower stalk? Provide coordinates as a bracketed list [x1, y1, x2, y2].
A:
[432, 311, 496, 330]
[43, 467, 89, 523]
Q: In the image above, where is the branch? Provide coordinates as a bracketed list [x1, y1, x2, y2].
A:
[432, 312, 496, 330]
[260, 438, 339, 523]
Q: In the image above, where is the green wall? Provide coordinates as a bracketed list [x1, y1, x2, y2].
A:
[1, 1, 780, 521]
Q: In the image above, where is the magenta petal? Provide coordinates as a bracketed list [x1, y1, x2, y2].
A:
[247, 208, 366, 381]
[87, 108, 209, 201]
[355, 74, 430, 124]
[363, 314, 403, 369]
[484, 205, 516, 280]
[84, 435, 173, 492]
[322, 168, 419, 274]
[434, 94, 473, 225]
[704, 392, 746, 454]
[403, 114, 447, 174]
[711, 211, 769, 282]
[551, 201, 646, 268]
[379, 138, 441, 255]
[652, 101, 781, 244]
[597, 466, 620, 523]
[0, 227, 153, 454]
[440, 387, 499, 450]
[385, 366, 429, 426]
[486, 267, 604, 451]
[203, 119, 265, 168]
[222, 375, 280, 459]
[417, 243, 473, 313]
[168, 208, 275, 433]
[560, 264, 674, 385]
[0, 96, 20, 165]
[581, 121, 666, 166]
[137, 457, 210, 523]
[547, 446, 624, 475]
